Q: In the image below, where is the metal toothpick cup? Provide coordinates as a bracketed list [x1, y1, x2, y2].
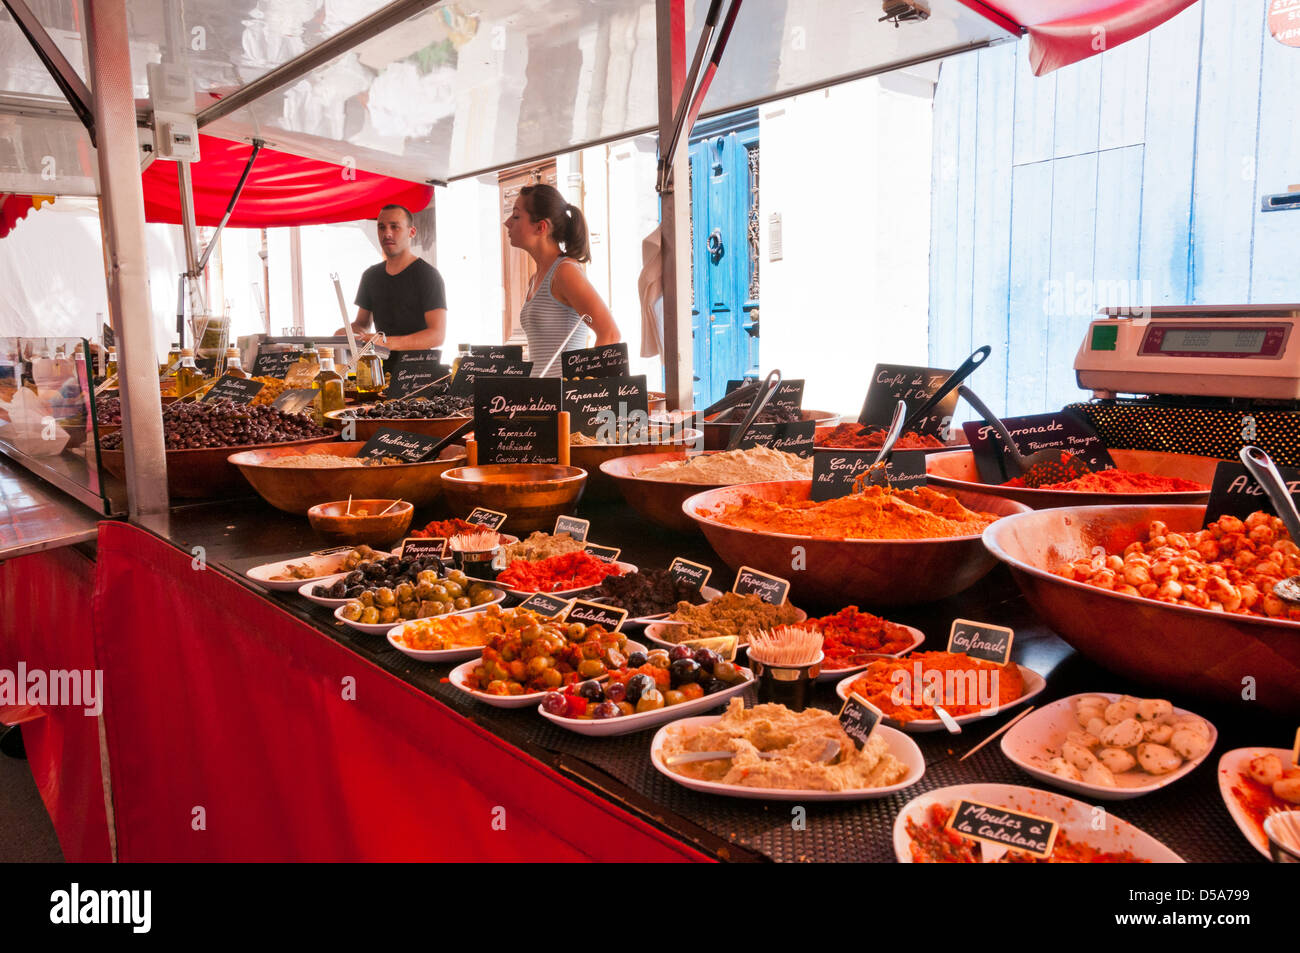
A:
[454, 545, 500, 581]
[751, 651, 823, 712]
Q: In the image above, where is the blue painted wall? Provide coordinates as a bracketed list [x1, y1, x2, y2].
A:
[929, 0, 1300, 417]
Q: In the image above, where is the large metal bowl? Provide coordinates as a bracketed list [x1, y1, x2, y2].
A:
[983, 504, 1300, 715]
[699, 408, 839, 451]
[324, 407, 471, 441]
[569, 428, 703, 502]
[228, 441, 466, 514]
[598, 450, 748, 535]
[927, 448, 1219, 510]
[681, 481, 1028, 609]
[439, 463, 587, 534]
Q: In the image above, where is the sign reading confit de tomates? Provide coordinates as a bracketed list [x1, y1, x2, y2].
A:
[472, 376, 562, 464]
[859, 364, 957, 438]
[562, 375, 648, 437]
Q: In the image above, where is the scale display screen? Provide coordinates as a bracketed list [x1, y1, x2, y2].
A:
[1139, 324, 1288, 359]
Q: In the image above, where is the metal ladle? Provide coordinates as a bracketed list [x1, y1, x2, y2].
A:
[1238, 445, 1300, 603]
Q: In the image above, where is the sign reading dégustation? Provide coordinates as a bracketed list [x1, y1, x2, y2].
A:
[962, 410, 1115, 485]
[472, 377, 562, 464]
[947, 618, 1015, 666]
[732, 566, 790, 606]
[859, 364, 957, 438]
[562, 375, 648, 437]
[357, 427, 441, 463]
[562, 342, 630, 380]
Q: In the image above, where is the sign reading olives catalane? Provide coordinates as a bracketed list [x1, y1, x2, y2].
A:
[386, 349, 446, 398]
[400, 537, 447, 560]
[945, 799, 1057, 859]
[732, 566, 790, 605]
[810, 449, 927, 500]
[583, 543, 621, 563]
[562, 342, 630, 380]
[517, 593, 571, 617]
[838, 694, 884, 750]
[450, 357, 533, 396]
[472, 377, 562, 464]
[962, 410, 1115, 485]
[859, 364, 958, 438]
[564, 599, 627, 632]
[201, 374, 264, 405]
[469, 344, 524, 360]
[735, 420, 816, 456]
[251, 347, 302, 379]
[465, 507, 508, 530]
[562, 375, 649, 437]
[1203, 460, 1300, 526]
[946, 618, 1015, 666]
[668, 557, 712, 591]
[357, 427, 441, 463]
[553, 515, 590, 542]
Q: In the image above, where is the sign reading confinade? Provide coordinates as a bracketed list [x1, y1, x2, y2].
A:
[810, 450, 926, 500]
[473, 377, 562, 465]
[945, 799, 1058, 860]
[947, 619, 1014, 666]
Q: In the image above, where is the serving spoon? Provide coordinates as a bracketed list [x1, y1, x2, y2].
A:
[1238, 445, 1300, 604]
[725, 369, 782, 452]
[861, 399, 907, 489]
[957, 385, 1093, 488]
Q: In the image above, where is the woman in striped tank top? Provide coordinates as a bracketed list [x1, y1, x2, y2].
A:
[505, 184, 620, 377]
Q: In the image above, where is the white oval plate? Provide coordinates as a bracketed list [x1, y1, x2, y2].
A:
[1217, 746, 1293, 859]
[246, 550, 390, 591]
[495, 560, 639, 599]
[385, 620, 490, 664]
[537, 665, 755, 737]
[1000, 692, 1216, 801]
[893, 782, 1184, 863]
[650, 713, 924, 802]
[332, 586, 506, 635]
[445, 641, 647, 704]
[834, 663, 1045, 733]
[816, 624, 926, 683]
[590, 585, 724, 626]
[298, 572, 355, 607]
[643, 605, 809, 653]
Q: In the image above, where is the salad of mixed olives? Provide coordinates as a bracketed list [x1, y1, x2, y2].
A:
[461, 608, 628, 696]
[336, 566, 496, 625]
[541, 644, 748, 719]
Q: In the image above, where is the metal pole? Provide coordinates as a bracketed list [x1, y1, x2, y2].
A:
[177, 161, 207, 325]
[85, 0, 168, 518]
[289, 226, 305, 333]
[656, 0, 694, 412]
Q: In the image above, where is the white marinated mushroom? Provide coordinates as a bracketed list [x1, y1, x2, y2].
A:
[1137, 698, 1174, 724]
[1075, 695, 1111, 711]
[1047, 757, 1083, 781]
[1062, 740, 1099, 772]
[1082, 761, 1118, 787]
[1248, 753, 1285, 786]
[1076, 705, 1105, 728]
[1097, 746, 1138, 774]
[1142, 721, 1174, 744]
[1099, 718, 1144, 748]
[1066, 729, 1101, 749]
[1169, 728, 1211, 761]
[1169, 716, 1210, 740]
[1104, 696, 1141, 724]
[1084, 715, 1108, 738]
[1136, 742, 1183, 775]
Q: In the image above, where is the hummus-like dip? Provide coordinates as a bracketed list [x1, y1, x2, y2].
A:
[661, 699, 908, 791]
[639, 447, 813, 484]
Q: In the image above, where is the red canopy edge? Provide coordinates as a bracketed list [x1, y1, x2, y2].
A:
[0, 193, 54, 239]
[141, 135, 433, 228]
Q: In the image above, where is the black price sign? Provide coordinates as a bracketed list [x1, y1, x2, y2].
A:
[962, 410, 1116, 485]
[947, 618, 1015, 666]
[470, 344, 523, 360]
[200, 374, 264, 405]
[722, 379, 804, 420]
[554, 515, 590, 542]
[562, 375, 649, 438]
[668, 557, 711, 591]
[583, 543, 621, 563]
[859, 364, 958, 438]
[386, 349, 445, 398]
[565, 599, 628, 632]
[562, 342, 630, 380]
[400, 537, 447, 560]
[838, 693, 884, 749]
[810, 450, 927, 500]
[251, 348, 302, 379]
[473, 377, 562, 465]
[450, 357, 532, 395]
[735, 420, 816, 457]
[945, 799, 1058, 859]
[466, 508, 508, 530]
[517, 593, 572, 617]
[357, 427, 441, 463]
[1203, 461, 1300, 525]
[732, 566, 790, 605]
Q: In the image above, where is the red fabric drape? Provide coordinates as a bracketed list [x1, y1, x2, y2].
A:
[0, 194, 54, 239]
[141, 135, 433, 227]
[93, 523, 711, 862]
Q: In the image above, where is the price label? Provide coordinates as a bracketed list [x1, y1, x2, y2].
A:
[466, 508, 508, 530]
[562, 342, 630, 380]
[473, 377, 562, 464]
[962, 410, 1115, 485]
[735, 420, 816, 457]
[517, 593, 572, 617]
[562, 375, 649, 438]
[668, 557, 712, 591]
[469, 344, 524, 360]
[1203, 461, 1300, 526]
[947, 619, 1015, 666]
[200, 374, 264, 405]
[450, 357, 532, 396]
[809, 450, 928, 500]
[732, 566, 790, 605]
[945, 799, 1058, 860]
[400, 537, 447, 560]
[251, 348, 302, 379]
[725, 378, 804, 420]
[583, 543, 621, 563]
[859, 364, 957, 438]
[838, 693, 884, 749]
[565, 599, 628, 632]
[386, 349, 445, 398]
[357, 427, 441, 463]
[554, 515, 590, 542]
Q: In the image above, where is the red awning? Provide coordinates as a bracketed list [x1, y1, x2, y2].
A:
[141, 135, 433, 228]
[0, 193, 54, 239]
[960, 0, 1198, 75]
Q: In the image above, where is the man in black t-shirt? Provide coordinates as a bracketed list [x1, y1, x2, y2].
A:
[339, 204, 448, 353]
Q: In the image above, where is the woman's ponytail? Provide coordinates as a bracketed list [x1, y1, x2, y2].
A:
[519, 184, 592, 263]
[561, 203, 592, 263]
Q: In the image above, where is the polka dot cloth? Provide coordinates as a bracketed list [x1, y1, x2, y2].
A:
[1065, 402, 1300, 466]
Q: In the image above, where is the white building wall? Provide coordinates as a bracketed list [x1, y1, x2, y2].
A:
[435, 174, 505, 349]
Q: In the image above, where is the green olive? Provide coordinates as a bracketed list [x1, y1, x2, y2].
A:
[378, 607, 399, 624]
[395, 582, 414, 602]
[635, 689, 665, 713]
[663, 690, 685, 707]
[359, 591, 375, 607]
[577, 659, 605, 679]
[472, 588, 496, 606]
[340, 602, 363, 622]
[374, 587, 396, 607]
[453, 596, 471, 611]
[359, 607, 380, 625]
[416, 570, 439, 587]
[541, 668, 563, 689]
[442, 581, 464, 599]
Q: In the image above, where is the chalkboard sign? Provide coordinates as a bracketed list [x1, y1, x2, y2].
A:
[735, 420, 816, 456]
[473, 377, 562, 464]
[838, 693, 884, 749]
[466, 508, 508, 530]
[357, 427, 440, 463]
[945, 799, 1058, 859]
[1203, 460, 1300, 525]
[554, 515, 590, 542]
[859, 364, 958, 438]
[386, 349, 445, 398]
[668, 557, 712, 591]
[201, 374, 264, 405]
[962, 410, 1116, 485]
[401, 537, 447, 560]
[450, 357, 533, 396]
[562, 342, 630, 380]
[732, 566, 790, 605]
[947, 618, 1015, 666]
[470, 344, 523, 360]
[583, 543, 621, 563]
[517, 592, 572, 617]
[810, 449, 926, 500]
[562, 375, 649, 438]
[721, 378, 803, 421]
[251, 346, 300, 378]
[565, 599, 628, 632]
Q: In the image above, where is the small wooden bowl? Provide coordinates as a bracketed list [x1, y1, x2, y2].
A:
[440, 464, 587, 533]
[307, 499, 414, 547]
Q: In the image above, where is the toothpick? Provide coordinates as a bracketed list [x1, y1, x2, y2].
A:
[379, 499, 404, 515]
[345, 494, 352, 515]
[959, 706, 1035, 762]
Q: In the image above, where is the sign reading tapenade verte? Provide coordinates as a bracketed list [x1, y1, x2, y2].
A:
[450, 357, 532, 396]
[565, 599, 627, 632]
[562, 375, 648, 437]
[735, 420, 816, 456]
[251, 347, 303, 379]
[357, 427, 441, 463]
[1203, 460, 1300, 526]
[517, 592, 572, 617]
[465, 507, 508, 530]
[962, 409, 1115, 485]
[469, 344, 524, 360]
[732, 566, 790, 606]
[668, 557, 712, 591]
[562, 342, 630, 380]
[400, 537, 447, 560]
[554, 515, 590, 543]
[200, 374, 264, 404]
[386, 349, 446, 398]
[946, 618, 1015, 666]
[583, 543, 621, 563]
[810, 450, 926, 500]
[472, 377, 562, 465]
[838, 694, 884, 750]
[859, 364, 958, 438]
[945, 799, 1058, 860]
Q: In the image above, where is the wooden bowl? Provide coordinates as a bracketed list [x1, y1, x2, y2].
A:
[682, 481, 1028, 609]
[440, 464, 587, 533]
[101, 434, 337, 500]
[599, 450, 731, 535]
[698, 408, 839, 451]
[926, 448, 1219, 510]
[814, 424, 966, 453]
[569, 428, 703, 502]
[228, 441, 466, 514]
[324, 407, 472, 441]
[984, 504, 1300, 715]
[308, 499, 414, 547]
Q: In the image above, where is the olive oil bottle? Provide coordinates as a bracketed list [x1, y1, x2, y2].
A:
[355, 350, 385, 396]
[161, 340, 182, 377]
[175, 348, 205, 398]
[104, 347, 118, 380]
[223, 347, 248, 379]
[312, 347, 345, 424]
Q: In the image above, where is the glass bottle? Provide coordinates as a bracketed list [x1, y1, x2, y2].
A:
[105, 347, 118, 380]
[162, 340, 182, 377]
[176, 348, 205, 398]
[312, 348, 345, 424]
[355, 350, 385, 397]
[450, 342, 470, 378]
[224, 347, 248, 379]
